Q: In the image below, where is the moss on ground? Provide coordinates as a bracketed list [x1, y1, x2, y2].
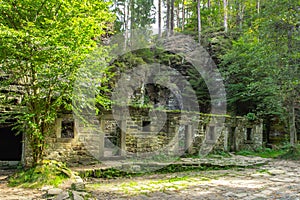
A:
[8, 160, 74, 188]
[235, 147, 288, 158]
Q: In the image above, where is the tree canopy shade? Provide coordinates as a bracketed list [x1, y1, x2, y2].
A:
[221, 0, 299, 144]
[0, 0, 115, 165]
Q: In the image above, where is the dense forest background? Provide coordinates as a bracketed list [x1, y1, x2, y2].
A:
[110, 0, 299, 145]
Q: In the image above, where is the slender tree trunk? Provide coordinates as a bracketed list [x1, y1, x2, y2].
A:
[237, 2, 245, 31]
[176, 3, 180, 28]
[207, 0, 211, 7]
[166, 0, 170, 36]
[223, 0, 228, 32]
[182, 0, 185, 31]
[158, 0, 162, 37]
[124, 1, 128, 50]
[257, 0, 260, 14]
[124, 0, 130, 50]
[170, 0, 175, 35]
[197, 0, 201, 44]
[130, 0, 134, 42]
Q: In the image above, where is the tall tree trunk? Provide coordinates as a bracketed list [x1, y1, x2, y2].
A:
[127, 0, 134, 46]
[170, 0, 175, 35]
[124, 0, 129, 50]
[207, 0, 211, 7]
[130, 0, 134, 33]
[182, 0, 185, 31]
[176, 3, 180, 28]
[158, 0, 162, 37]
[166, 0, 170, 36]
[237, 2, 245, 31]
[197, 0, 201, 44]
[257, 0, 260, 14]
[223, 0, 228, 32]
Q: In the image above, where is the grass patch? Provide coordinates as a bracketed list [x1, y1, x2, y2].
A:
[86, 173, 217, 196]
[235, 147, 288, 158]
[206, 150, 232, 158]
[8, 160, 73, 188]
[118, 175, 210, 195]
[155, 163, 233, 174]
[79, 168, 137, 179]
[80, 163, 240, 180]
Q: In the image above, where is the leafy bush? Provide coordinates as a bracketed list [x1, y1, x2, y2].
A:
[9, 160, 74, 188]
[278, 145, 300, 160]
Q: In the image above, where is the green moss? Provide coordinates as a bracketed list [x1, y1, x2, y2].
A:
[8, 160, 73, 188]
[235, 147, 288, 158]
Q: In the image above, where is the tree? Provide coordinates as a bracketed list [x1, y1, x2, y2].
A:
[166, 0, 171, 36]
[0, 0, 115, 166]
[223, 0, 228, 32]
[197, 0, 201, 43]
[181, 0, 186, 30]
[221, 0, 299, 146]
[158, 0, 162, 36]
[170, 0, 175, 35]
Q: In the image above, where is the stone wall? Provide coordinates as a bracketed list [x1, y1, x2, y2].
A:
[98, 108, 263, 157]
[23, 115, 99, 167]
[22, 108, 263, 166]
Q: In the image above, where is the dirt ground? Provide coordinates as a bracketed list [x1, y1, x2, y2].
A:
[0, 159, 300, 200]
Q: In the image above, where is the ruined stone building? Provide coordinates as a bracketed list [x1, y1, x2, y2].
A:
[0, 104, 263, 167]
[0, 35, 264, 167]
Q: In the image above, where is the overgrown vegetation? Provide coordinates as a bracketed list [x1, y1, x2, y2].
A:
[0, 0, 115, 166]
[79, 163, 241, 180]
[8, 160, 73, 188]
[235, 147, 289, 158]
[278, 145, 300, 160]
[86, 171, 230, 196]
[238, 145, 300, 160]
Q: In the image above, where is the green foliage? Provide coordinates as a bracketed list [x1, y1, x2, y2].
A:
[156, 163, 232, 174]
[278, 145, 300, 160]
[79, 162, 237, 180]
[220, 0, 299, 138]
[235, 147, 288, 159]
[79, 168, 134, 179]
[9, 160, 73, 188]
[148, 154, 180, 162]
[207, 150, 232, 158]
[0, 0, 115, 165]
[246, 113, 257, 121]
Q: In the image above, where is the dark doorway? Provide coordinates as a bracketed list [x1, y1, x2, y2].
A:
[228, 127, 237, 152]
[0, 126, 22, 160]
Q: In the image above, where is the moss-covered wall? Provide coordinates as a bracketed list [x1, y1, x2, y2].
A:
[22, 108, 263, 166]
